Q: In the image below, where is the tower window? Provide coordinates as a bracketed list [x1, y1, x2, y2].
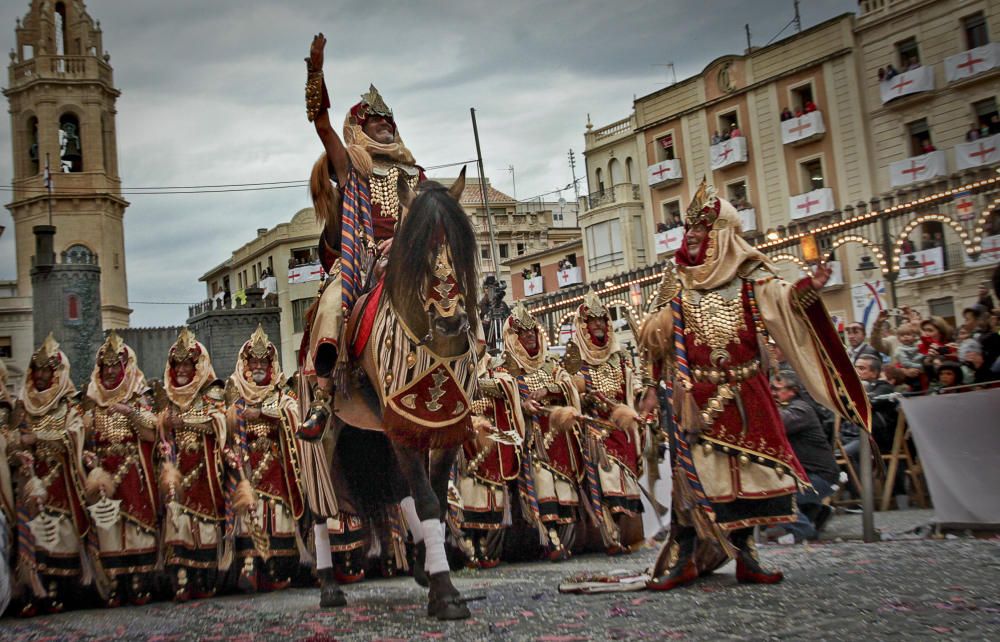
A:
[59, 114, 83, 172]
[28, 117, 40, 176]
[66, 293, 80, 321]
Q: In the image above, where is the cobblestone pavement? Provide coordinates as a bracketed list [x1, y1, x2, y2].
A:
[2, 512, 998, 641]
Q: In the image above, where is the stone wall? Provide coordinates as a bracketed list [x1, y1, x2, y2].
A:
[186, 288, 282, 381]
[115, 326, 185, 382]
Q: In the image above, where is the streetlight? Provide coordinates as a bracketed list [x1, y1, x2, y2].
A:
[856, 255, 877, 280]
[902, 253, 922, 278]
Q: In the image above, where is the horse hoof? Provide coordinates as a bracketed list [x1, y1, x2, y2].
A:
[428, 594, 471, 620]
[320, 587, 347, 608]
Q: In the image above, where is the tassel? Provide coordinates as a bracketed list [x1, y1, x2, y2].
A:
[159, 461, 183, 502]
[232, 479, 256, 514]
[84, 468, 116, 504]
[610, 404, 639, 432]
[24, 476, 47, 506]
[672, 376, 704, 434]
[501, 486, 512, 527]
[548, 406, 578, 434]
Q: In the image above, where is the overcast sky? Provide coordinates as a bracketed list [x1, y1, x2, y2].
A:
[0, 0, 857, 327]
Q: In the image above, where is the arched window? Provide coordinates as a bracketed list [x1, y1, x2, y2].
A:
[625, 157, 633, 183]
[54, 3, 68, 57]
[59, 113, 83, 172]
[27, 117, 39, 176]
[66, 293, 80, 321]
[595, 168, 604, 194]
[608, 158, 621, 186]
[64, 244, 95, 264]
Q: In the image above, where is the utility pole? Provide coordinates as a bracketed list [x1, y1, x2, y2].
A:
[568, 149, 580, 202]
[745, 24, 752, 52]
[505, 164, 517, 201]
[471, 108, 501, 280]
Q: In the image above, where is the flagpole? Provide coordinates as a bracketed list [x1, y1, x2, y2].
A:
[45, 153, 53, 226]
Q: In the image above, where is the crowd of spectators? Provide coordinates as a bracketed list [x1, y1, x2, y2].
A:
[966, 114, 1000, 141]
[779, 100, 818, 122]
[710, 123, 744, 145]
[766, 284, 999, 542]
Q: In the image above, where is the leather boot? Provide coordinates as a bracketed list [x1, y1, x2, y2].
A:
[732, 529, 783, 584]
[318, 567, 346, 607]
[646, 527, 697, 591]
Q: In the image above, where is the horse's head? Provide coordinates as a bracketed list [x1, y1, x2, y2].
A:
[386, 168, 479, 348]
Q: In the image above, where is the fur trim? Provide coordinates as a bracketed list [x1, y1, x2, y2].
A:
[232, 479, 256, 514]
[638, 308, 674, 362]
[610, 404, 639, 432]
[85, 468, 116, 503]
[672, 377, 705, 434]
[159, 461, 184, 502]
[548, 406, 579, 434]
[310, 153, 341, 228]
[345, 144, 374, 179]
[24, 476, 47, 505]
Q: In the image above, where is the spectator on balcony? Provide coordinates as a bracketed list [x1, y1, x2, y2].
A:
[877, 67, 886, 82]
[884, 63, 899, 80]
[729, 123, 742, 138]
[711, 130, 723, 145]
[920, 138, 937, 154]
[656, 222, 669, 233]
[559, 258, 574, 270]
[804, 100, 817, 113]
[906, 57, 920, 71]
[967, 123, 983, 142]
[780, 107, 794, 121]
[990, 114, 1000, 135]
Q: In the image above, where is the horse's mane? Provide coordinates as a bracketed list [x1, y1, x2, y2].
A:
[385, 181, 480, 334]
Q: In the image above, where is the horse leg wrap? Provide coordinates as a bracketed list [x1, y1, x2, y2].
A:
[401, 497, 423, 543]
[314, 523, 333, 570]
[422, 519, 449, 575]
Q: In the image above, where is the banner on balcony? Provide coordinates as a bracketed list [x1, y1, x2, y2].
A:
[789, 187, 834, 220]
[889, 151, 947, 187]
[850, 280, 886, 334]
[709, 136, 747, 170]
[288, 262, 325, 284]
[655, 226, 684, 255]
[737, 208, 757, 233]
[897, 246, 945, 281]
[902, 388, 1000, 526]
[780, 111, 826, 145]
[944, 42, 1000, 83]
[879, 65, 934, 104]
[523, 275, 544, 297]
[647, 159, 682, 186]
[557, 266, 582, 288]
[956, 134, 1000, 170]
[965, 233, 1000, 267]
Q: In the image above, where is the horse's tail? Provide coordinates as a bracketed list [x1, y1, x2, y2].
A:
[310, 153, 340, 229]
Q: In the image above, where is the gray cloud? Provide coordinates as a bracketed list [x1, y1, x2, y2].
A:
[0, 0, 856, 327]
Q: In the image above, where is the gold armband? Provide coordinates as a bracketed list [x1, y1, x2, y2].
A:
[305, 70, 329, 122]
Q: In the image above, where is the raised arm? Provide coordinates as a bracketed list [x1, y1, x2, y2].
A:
[306, 33, 348, 186]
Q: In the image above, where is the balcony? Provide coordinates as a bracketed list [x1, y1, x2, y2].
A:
[889, 150, 947, 187]
[781, 111, 826, 146]
[789, 188, 834, 220]
[879, 65, 934, 105]
[945, 43, 999, 84]
[897, 247, 945, 282]
[9, 55, 114, 87]
[709, 136, 748, 170]
[654, 226, 684, 255]
[288, 262, 324, 284]
[647, 159, 683, 188]
[586, 183, 641, 210]
[556, 266, 583, 287]
[965, 233, 1000, 268]
[737, 208, 757, 233]
[956, 133, 1000, 170]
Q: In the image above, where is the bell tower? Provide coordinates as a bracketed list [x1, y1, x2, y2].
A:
[4, 0, 131, 328]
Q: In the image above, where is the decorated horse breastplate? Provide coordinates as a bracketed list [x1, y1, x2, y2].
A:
[370, 163, 420, 220]
[681, 279, 747, 352]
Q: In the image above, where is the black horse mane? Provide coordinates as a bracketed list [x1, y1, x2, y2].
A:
[385, 181, 480, 333]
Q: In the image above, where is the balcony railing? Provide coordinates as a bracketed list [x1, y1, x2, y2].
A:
[781, 111, 826, 146]
[789, 187, 835, 220]
[647, 159, 682, 187]
[956, 134, 1000, 170]
[737, 208, 758, 233]
[879, 65, 934, 104]
[523, 275, 545, 297]
[9, 55, 114, 86]
[709, 136, 748, 170]
[945, 42, 999, 84]
[288, 261, 325, 284]
[889, 150, 947, 187]
[586, 183, 641, 210]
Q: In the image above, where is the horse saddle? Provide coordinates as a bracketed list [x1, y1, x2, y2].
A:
[336, 277, 386, 431]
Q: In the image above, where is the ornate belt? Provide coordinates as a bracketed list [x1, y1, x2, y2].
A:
[692, 359, 760, 384]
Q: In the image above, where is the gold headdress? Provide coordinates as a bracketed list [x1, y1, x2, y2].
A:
[98, 331, 127, 367]
[359, 84, 393, 120]
[579, 291, 608, 319]
[509, 302, 538, 331]
[30, 333, 62, 370]
[168, 328, 201, 365]
[244, 324, 275, 360]
[685, 178, 721, 228]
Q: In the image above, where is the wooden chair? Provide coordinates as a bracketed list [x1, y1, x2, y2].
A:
[878, 411, 930, 511]
[831, 416, 863, 508]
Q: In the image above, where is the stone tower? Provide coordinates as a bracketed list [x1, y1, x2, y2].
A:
[4, 0, 131, 329]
